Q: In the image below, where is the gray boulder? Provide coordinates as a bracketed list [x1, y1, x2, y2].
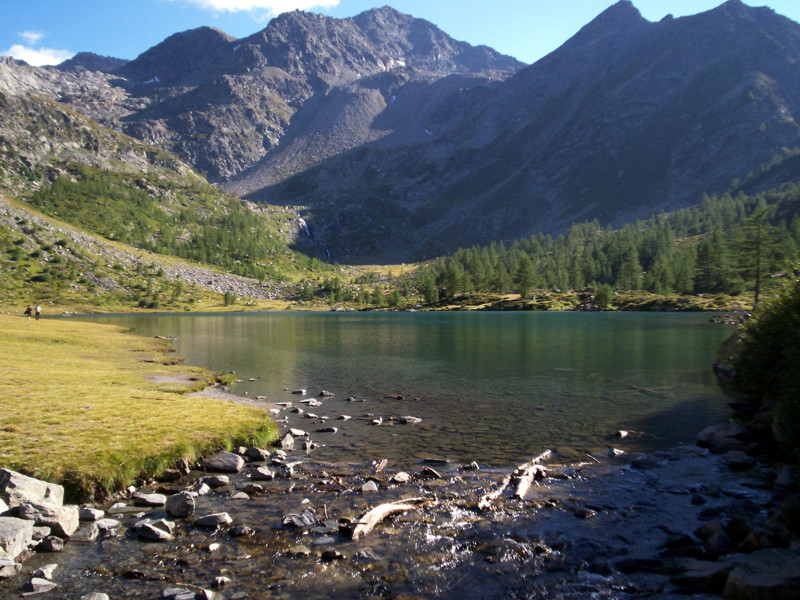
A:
[0, 556, 21, 578]
[697, 423, 747, 454]
[0, 516, 34, 560]
[39, 535, 64, 552]
[195, 512, 232, 528]
[79, 507, 104, 522]
[724, 548, 800, 599]
[201, 475, 230, 488]
[250, 466, 275, 481]
[132, 491, 167, 507]
[203, 451, 244, 473]
[26, 577, 58, 594]
[0, 469, 63, 509]
[18, 500, 79, 538]
[280, 433, 295, 450]
[166, 492, 195, 518]
[81, 594, 110, 600]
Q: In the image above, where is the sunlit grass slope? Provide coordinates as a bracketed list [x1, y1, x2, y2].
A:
[0, 314, 277, 498]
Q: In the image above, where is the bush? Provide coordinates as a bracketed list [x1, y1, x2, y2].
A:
[735, 270, 800, 459]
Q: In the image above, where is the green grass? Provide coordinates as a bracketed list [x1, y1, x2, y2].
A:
[0, 314, 278, 499]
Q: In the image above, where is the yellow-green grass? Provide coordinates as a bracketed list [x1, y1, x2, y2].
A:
[0, 314, 277, 499]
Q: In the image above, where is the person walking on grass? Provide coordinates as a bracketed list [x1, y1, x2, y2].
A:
[24, 305, 32, 318]
[35, 304, 41, 320]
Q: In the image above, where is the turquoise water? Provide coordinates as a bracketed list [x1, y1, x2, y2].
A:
[84, 311, 736, 466]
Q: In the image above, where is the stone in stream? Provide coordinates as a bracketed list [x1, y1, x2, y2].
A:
[244, 447, 270, 462]
[724, 548, 800, 598]
[696, 422, 748, 454]
[80, 594, 110, 600]
[70, 523, 100, 543]
[195, 512, 233, 529]
[303, 413, 320, 419]
[282, 509, 318, 529]
[317, 427, 338, 434]
[361, 481, 379, 493]
[79, 507, 104, 522]
[133, 518, 175, 542]
[0, 469, 64, 509]
[270, 450, 288, 463]
[338, 415, 352, 421]
[26, 577, 58, 594]
[399, 416, 422, 425]
[291, 407, 304, 414]
[166, 492, 195, 518]
[722, 450, 757, 471]
[203, 451, 244, 473]
[0, 516, 34, 561]
[0, 556, 21, 578]
[280, 433, 295, 450]
[132, 491, 167, 507]
[31, 526, 50, 541]
[32, 563, 58, 580]
[415, 467, 442, 480]
[201, 476, 230, 489]
[291, 389, 306, 395]
[391, 472, 411, 484]
[250, 466, 275, 481]
[229, 525, 253, 538]
[38, 535, 64, 552]
[300, 399, 323, 407]
[318, 390, 334, 397]
[18, 500, 79, 538]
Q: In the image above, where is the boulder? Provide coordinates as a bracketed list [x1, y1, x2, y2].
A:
[166, 492, 195, 519]
[722, 451, 757, 472]
[135, 522, 173, 542]
[0, 498, 7, 515]
[70, 523, 100, 543]
[79, 507, 104, 522]
[0, 469, 64, 509]
[32, 563, 58, 579]
[250, 466, 275, 481]
[0, 556, 21, 578]
[39, 535, 64, 552]
[18, 501, 79, 538]
[697, 423, 747, 454]
[672, 557, 745, 594]
[26, 577, 58, 594]
[201, 475, 230, 488]
[132, 492, 167, 507]
[724, 548, 800, 599]
[361, 481, 379, 493]
[195, 512, 233, 528]
[80, 594, 110, 600]
[280, 433, 295, 450]
[245, 447, 269, 462]
[204, 451, 244, 473]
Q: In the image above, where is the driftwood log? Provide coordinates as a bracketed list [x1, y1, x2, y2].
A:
[479, 450, 551, 510]
[350, 497, 437, 540]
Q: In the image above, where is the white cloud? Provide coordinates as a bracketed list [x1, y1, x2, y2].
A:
[20, 31, 44, 45]
[170, 0, 339, 16]
[3, 44, 74, 66]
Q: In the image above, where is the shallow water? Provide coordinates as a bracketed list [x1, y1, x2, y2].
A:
[83, 311, 736, 465]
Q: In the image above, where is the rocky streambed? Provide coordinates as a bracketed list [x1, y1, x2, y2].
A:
[1, 417, 798, 600]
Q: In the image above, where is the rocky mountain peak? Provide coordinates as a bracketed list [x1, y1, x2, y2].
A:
[56, 52, 129, 74]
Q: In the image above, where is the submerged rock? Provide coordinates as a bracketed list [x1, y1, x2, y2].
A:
[204, 452, 244, 473]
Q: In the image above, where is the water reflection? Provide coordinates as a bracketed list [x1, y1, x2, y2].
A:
[83, 312, 735, 466]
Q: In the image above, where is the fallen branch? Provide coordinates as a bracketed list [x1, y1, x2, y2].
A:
[479, 450, 551, 510]
[350, 497, 436, 541]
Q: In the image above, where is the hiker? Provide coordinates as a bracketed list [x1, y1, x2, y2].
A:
[35, 305, 41, 320]
[24, 305, 32, 318]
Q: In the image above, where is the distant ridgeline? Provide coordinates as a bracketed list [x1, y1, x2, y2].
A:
[413, 186, 800, 303]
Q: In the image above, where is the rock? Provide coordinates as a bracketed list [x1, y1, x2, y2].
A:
[70, 523, 100, 543]
[738, 527, 775, 553]
[630, 455, 660, 470]
[96, 518, 122, 533]
[32, 563, 58, 579]
[244, 447, 269, 462]
[213, 576, 230, 588]
[250, 466, 275, 481]
[0, 470, 64, 510]
[321, 549, 346, 561]
[201, 475, 230, 488]
[399, 416, 422, 425]
[291, 389, 306, 395]
[337, 415, 352, 421]
[301, 399, 323, 407]
[132, 492, 167, 507]
[318, 390, 334, 397]
[38, 535, 64, 552]
[79, 507, 104, 522]
[287, 544, 311, 557]
[186, 481, 212, 496]
[289, 429, 307, 438]
[0, 498, 7, 515]
[204, 451, 244, 473]
[697, 422, 747, 454]
[372, 417, 383, 426]
[242, 483, 265, 495]
[317, 427, 338, 434]
[208, 542, 221, 553]
[391, 472, 411, 484]
[195, 512, 233, 529]
[292, 407, 304, 414]
[80, 594, 110, 600]
[695, 519, 735, 558]
[166, 492, 195, 518]
[462, 462, 480, 471]
[362, 481, 379, 493]
[615, 430, 629, 439]
[282, 509, 318, 529]
[303, 413, 320, 419]
[722, 450, 756, 471]
[0, 556, 21, 578]
[229, 525, 253, 538]
[26, 576, 58, 594]
[106, 502, 143, 515]
[31, 526, 50, 540]
[134, 520, 174, 542]
[18, 500, 79, 538]
[280, 433, 295, 450]
[230, 492, 249, 500]
[724, 548, 800, 599]
[415, 467, 442, 480]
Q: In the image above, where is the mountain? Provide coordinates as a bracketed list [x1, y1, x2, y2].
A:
[3, 2, 800, 264]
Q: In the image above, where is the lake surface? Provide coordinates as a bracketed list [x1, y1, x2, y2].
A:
[84, 311, 736, 467]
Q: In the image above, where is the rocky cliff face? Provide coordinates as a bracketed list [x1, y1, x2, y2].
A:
[2, 2, 800, 263]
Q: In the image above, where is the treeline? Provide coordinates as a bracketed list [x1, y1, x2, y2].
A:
[414, 186, 800, 303]
[28, 164, 329, 282]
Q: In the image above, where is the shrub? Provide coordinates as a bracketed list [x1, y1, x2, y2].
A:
[735, 269, 800, 459]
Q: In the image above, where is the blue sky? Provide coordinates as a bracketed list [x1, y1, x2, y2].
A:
[3, 1, 800, 67]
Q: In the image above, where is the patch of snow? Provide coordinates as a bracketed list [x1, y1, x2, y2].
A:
[233, 45, 241, 52]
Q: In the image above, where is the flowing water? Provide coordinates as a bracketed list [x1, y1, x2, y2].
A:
[83, 311, 736, 464]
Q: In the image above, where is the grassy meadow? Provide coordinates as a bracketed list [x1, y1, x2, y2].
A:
[0, 314, 277, 499]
